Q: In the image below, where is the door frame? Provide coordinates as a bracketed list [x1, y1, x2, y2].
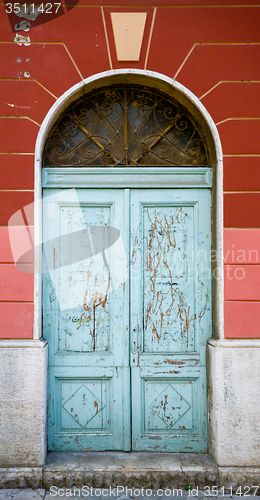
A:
[34, 69, 223, 457]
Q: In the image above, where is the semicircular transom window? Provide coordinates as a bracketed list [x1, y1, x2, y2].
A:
[44, 85, 211, 167]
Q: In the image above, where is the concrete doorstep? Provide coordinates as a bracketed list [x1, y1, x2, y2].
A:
[0, 453, 260, 496]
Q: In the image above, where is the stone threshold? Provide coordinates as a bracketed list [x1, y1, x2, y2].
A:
[0, 453, 260, 491]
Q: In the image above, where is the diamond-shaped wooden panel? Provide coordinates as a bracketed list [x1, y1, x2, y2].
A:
[145, 380, 193, 432]
[151, 385, 190, 428]
[61, 380, 108, 431]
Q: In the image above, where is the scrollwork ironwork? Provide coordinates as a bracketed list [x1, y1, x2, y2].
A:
[44, 85, 211, 167]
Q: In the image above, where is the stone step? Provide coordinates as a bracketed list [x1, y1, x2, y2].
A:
[0, 453, 260, 492]
[43, 452, 218, 490]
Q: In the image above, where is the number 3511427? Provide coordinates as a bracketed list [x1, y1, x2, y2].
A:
[5, 3, 62, 14]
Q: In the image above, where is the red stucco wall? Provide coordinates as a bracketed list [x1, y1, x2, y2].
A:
[0, 0, 260, 339]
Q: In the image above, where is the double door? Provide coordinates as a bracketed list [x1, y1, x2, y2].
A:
[43, 183, 211, 452]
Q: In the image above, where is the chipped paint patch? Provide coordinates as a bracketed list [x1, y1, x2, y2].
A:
[14, 34, 31, 46]
[15, 20, 30, 31]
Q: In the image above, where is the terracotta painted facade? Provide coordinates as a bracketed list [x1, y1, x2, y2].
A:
[0, 1, 260, 341]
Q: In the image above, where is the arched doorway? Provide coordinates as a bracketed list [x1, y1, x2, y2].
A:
[39, 73, 222, 453]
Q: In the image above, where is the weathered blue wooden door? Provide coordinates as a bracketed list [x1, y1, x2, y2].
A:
[43, 173, 211, 452]
[43, 188, 131, 451]
[130, 188, 211, 452]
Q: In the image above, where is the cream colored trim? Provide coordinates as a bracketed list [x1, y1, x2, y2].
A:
[173, 44, 197, 81]
[200, 80, 260, 100]
[0, 115, 40, 127]
[0, 78, 57, 99]
[144, 8, 157, 70]
[101, 7, 113, 70]
[217, 117, 260, 125]
[174, 42, 260, 82]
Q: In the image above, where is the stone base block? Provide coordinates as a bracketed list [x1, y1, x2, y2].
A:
[207, 339, 260, 467]
[0, 340, 47, 467]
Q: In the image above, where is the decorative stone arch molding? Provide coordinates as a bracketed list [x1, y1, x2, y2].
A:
[34, 69, 224, 344]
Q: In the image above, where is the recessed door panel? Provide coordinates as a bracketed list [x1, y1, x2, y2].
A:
[57, 204, 111, 353]
[142, 204, 195, 353]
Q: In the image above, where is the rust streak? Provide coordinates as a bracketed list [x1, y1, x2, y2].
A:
[163, 394, 168, 416]
[163, 359, 186, 365]
[53, 248, 56, 270]
[77, 277, 110, 351]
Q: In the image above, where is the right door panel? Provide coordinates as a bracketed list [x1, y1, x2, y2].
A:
[130, 188, 211, 452]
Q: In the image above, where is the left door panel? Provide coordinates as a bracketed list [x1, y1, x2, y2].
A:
[43, 188, 130, 451]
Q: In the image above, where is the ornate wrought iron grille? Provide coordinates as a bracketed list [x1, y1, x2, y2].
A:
[44, 86, 211, 167]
